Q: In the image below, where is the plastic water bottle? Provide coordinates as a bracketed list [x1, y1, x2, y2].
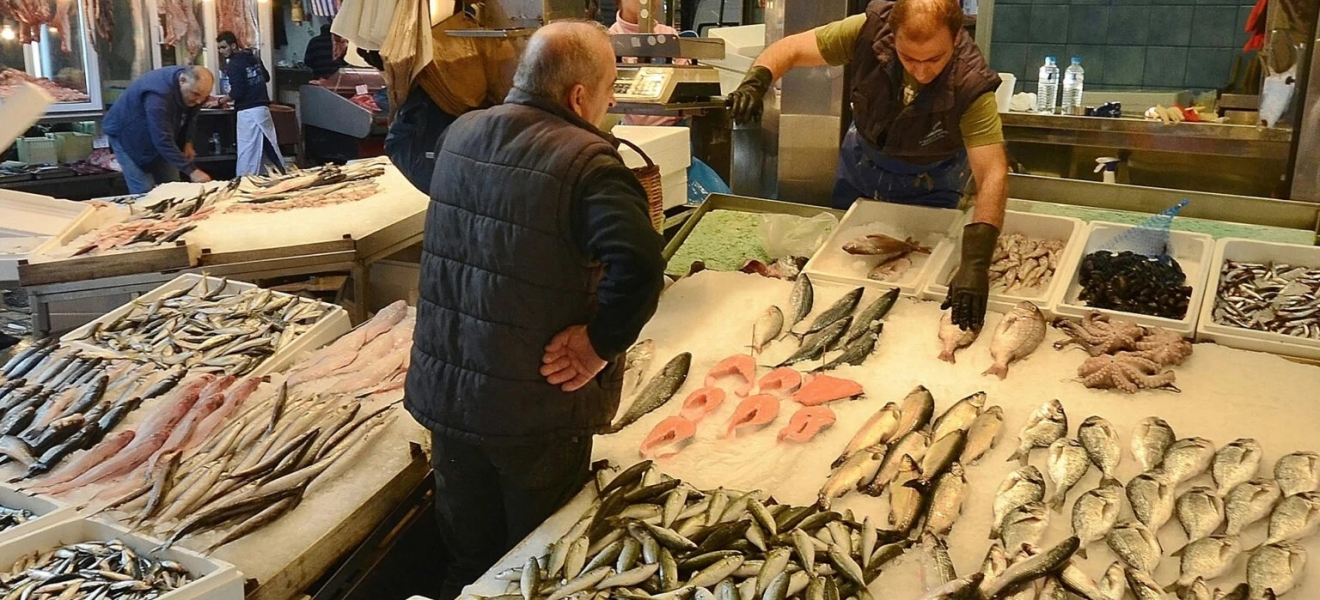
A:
[1035, 56, 1059, 114]
[1061, 57, 1085, 113]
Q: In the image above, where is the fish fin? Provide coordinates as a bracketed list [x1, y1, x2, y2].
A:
[937, 350, 956, 364]
[1169, 545, 1187, 558]
[901, 479, 931, 492]
[1048, 495, 1065, 513]
[831, 455, 847, 470]
[1075, 547, 1088, 560]
[982, 363, 1008, 379]
[1006, 448, 1028, 466]
[1101, 475, 1120, 488]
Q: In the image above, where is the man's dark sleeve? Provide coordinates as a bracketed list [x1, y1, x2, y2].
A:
[143, 93, 196, 174]
[226, 57, 250, 105]
[572, 155, 666, 359]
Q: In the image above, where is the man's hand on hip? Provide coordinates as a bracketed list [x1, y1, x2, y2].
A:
[540, 325, 606, 393]
[942, 223, 999, 330]
[725, 66, 774, 125]
[189, 169, 213, 183]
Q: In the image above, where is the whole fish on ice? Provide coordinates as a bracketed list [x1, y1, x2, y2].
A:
[607, 353, 692, 434]
[983, 301, 1046, 379]
[842, 233, 932, 262]
[938, 309, 980, 363]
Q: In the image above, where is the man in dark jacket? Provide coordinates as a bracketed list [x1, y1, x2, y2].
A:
[304, 24, 345, 79]
[103, 65, 214, 193]
[726, 0, 1008, 332]
[405, 21, 665, 599]
[218, 31, 284, 176]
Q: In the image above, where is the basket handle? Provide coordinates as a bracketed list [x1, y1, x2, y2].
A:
[617, 138, 657, 169]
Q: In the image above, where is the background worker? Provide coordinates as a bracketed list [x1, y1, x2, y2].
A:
[217, 31, 285, 176]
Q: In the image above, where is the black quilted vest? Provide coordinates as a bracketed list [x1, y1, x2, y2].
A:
[850, 0, 1001, 164]
[405, 89, 624, 443]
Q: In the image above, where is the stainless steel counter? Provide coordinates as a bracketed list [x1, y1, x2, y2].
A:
[1001, 112, 1293, 160]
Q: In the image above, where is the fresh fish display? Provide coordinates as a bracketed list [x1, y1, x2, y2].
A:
[608, 353, 693, 433]
[833, 402, 899, 468]
[911, 430, 966, 488]
[1071, 482, 1123, 559]
[1131, 417, 1177, 473]
[1178, 486, 1226, 544]
[1078, 250, 1193, 319]
[1001, 501, 1049, 558]
[789, 375, 863, 407]
[0, 506, 34, 532]
[755, 368, 802, 396]
[847, 287, 899, 344]
[813, 325, 881, 372]
[1078, 416, 1122, 486]
[724, 395, 780, 438]
[751, 308, 783, 354]
[960, 405, 1003, 466]
[919, 531, 956, 590]
[798, 288, 863, 338]
[1214, 438, 1264, 497]
[1106, 520, 1163, 573]
[0, 538, 196, 597]
[1247, 541, 1307, 599]
[776, 318, 851, 367]
[622, 339, 655, 396]
[679, 388, 726, 423]
[931, 391, 985, 441]
[1127, 472, 1176, 532]
[1124, 567, 1171, 600]
[1214, 260, 1320, 340]
[1266, 492, 1320, 544]
[888, 455, 926, 534]
[1275, 451, 1320, 497]
[982, 233, 1066, 293]
[982, 301, 1046, 379]
[1162, 437, 1217, 486]
[925, 462, 967, 536]
[70, 279, 333, 376]
[975, 537, 1081, 600]
[894, 385, 936, 441]
[778, 407, 835, 443]
[1045, 438, 1090, 512]
[937, 309, 980, 364]
[641, 417, 698, 459]
[869, 430, 930, 496]
[233, 160, 388, 211]
[785, 274, 814, 337]
[1007, 399, 1067, 466]
[1225, 479, 1282, 536]
[841, 233, 931, 262]
[992, 465, 1046, 539]
[819, 446, 885, 508]
[1171, 535, 1243, 593]
[705, 354, 756, 397]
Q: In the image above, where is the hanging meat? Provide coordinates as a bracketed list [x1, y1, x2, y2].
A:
[79, 0, 114, 47]
[159, 0, 203, 57]
[217, 0, 257, 47]
[6, 0, 55, 44]
[51, 0, 72, 52]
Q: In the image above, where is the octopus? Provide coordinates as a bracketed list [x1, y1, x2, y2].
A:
[1078, 352, 1179, 394]
[1131, 326, 1194, 366]
[1053, 311, 1144, 356]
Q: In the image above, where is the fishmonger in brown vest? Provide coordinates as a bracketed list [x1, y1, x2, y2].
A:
[727, 0, 1008, 331]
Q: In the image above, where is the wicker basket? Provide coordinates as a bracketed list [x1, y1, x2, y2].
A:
[618, 138, 665, 232]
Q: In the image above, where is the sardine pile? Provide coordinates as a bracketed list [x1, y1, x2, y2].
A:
[0, 506, 34, 532]
[0, 539, 195, 599]
[987, 234, 1066, 293]
[231, 161, 386, 212]
[995, 400, 1320, 600]
[1214, 260, 1320, 340]
[65, 183, 236, 258]
[68, 276, 332, 376]
[0, 341, 176, 477]
[1077, 251, 1193, 319]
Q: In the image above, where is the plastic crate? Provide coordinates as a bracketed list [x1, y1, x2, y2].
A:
[802, 200, 965, 297]
[0, 483, 77, 546]
[48, 132, 94, 163]
[0, 517, 242, 600]
[16, 137, 57, 165]
[923, 210, 1084, 317]
[60, 273, 349, 375]
[1196, 237, 1320, 360]
[1051, 221, 1214, 336]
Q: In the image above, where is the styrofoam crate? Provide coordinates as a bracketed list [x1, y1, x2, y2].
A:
[24, 201, 132, 265]
[662, 170, 688, 210]
[922, 210, 1085, 317]
[615, 126, 692, 177]
[802, 200, 966, 297]
[60, 273, 349, 376]
[0, 517, 242, 600]
[0, 483, 77, 546]
[1051, 221, 1214, 336]
[1196, 237, 1320, 360]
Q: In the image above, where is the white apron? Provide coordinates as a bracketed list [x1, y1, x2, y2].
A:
[236, 106, 285, 177]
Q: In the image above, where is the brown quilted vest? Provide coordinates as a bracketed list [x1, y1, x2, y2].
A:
[850, 0, 1002, 164]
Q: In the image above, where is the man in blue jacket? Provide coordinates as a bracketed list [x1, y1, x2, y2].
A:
[218, 32, 284, 176]
[103, 65, 214, 194]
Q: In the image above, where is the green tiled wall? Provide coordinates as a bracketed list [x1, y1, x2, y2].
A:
[989, 0, 1257, 92]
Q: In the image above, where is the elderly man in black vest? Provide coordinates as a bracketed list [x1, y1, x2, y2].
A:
[406, 20, 666, 599]
[727, 0, 1008, 331]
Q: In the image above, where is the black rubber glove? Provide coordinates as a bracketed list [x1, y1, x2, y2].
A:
[942, 222, 999, 330]
[725, 66, 774, 124]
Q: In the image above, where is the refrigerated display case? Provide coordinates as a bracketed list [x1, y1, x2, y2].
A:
[0, 2, 103, 114]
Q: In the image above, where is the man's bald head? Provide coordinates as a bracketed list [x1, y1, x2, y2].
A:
[179, 65, 214, 107]
[513, 20, 617, 125]
[889, 0, 963, 42]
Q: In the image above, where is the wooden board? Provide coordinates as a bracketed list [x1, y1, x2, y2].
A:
[18, 241, 194, 286]
[198, 238, 358, 267]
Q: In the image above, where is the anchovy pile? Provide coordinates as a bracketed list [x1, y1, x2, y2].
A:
[0, 506, 34, 532]
[68, 277, 331, 376]
[987, 234, 1066, 293]
[233, 161, 386, 211]
[1214, 260, 1320, 340]
[0, 341, 177, 477]
[1077, 251, 1193, 319]
[67, 182, 239, 258]
[0, 539, 195, 599]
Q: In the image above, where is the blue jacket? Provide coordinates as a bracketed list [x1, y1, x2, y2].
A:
[103, 66, 200, 174]
[225, 50, 271, 111]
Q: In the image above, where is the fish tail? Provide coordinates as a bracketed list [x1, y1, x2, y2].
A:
[1075, 547, 1087, 560]
[982, 363, 1008, 380]
[1100, 475, 1120, 488]
[1006, 448, 1028, 465]
[1048, 494, 1065, 513]
[937, 349, 956, 364]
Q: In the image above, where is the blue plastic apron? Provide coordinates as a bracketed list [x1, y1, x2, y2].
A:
[831, 124, 971, 210]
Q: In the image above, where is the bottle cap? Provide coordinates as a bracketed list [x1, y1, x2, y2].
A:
[1071, 57, 1081, 64]
[1046, 56, 1056, 64]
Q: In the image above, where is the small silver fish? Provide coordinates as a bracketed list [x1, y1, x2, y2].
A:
[1131, 417, 1176, 473]
[1007, 399, 1067, 466]
[1161, 437, 1217, 486]
[1106, 520, 1162, 573]
[1078, 416, 1122, 486]
[1072, 482, 1123, 559]
[1172, 536, 1242, 593]
[1225, 479, 1281, 536]
[1045, 438, 1090, 513]
[1275, 451, 1320, 497]
[1127, 471, 1176, 532]
[1177, 486, 1226, 543]
[992, 465, 1046, 539]
[1213, 438, 1263, 497]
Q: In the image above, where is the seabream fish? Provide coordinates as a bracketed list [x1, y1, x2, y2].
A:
[1225, 479, 1281, 536]
[1127, 472, 1176, 532]
[1131, 417, 1177, 473]
[1213, 438, 1264, 497]
[992, 465, 1046, 539]
[1071, 482, 1124, 559]
[1177, 486, 1226, 544]
[937, 309, 980, 363]
[1078, 416, 1122, 486]
[982, 301, 1046, 379]
[1007, 399, 1067, 466]
[1275, 451, 1320, 497]
[1045, 438, 1090, 512]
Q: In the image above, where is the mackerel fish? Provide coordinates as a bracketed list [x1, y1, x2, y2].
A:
[608, 353, 692, 433]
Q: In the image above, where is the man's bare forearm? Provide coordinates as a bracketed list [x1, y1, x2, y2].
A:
[751, 30, 829, 81]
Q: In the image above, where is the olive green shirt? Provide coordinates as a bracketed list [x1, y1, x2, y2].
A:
[814, 14, 1004, 148]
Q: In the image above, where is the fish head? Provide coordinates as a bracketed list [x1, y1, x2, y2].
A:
[1020, 465, 1045, 486]
[984, 405, 1004, 418]
[1044, 399, 1066, 420]
[965, 392, 987, 410]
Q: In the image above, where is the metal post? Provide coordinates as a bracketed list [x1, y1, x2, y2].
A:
[772, 0, 847, 205]
[1289, 12, 1320, 202]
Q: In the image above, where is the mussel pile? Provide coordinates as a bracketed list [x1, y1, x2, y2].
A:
[1077, 250, 1192, 319]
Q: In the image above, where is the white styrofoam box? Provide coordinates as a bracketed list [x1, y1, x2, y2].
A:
[1196, 238, 1320, 360]
[1051, 221, 1214, 336]
[615, 126, 692, 177]
[661, 170, 688, 210]
[0, 190, 90, 281]
[368, 259, 420, 313]
[707, 25, 764, 87]
[0, 517, 242, 600]
[60, 274, 349, 376]
[923, 210, 1085, 317]
[0, 483, 77, 546]
[803, 200, 966, 297]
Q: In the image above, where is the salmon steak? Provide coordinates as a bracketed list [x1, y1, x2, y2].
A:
[705, 354, 756, 397]
[791, 374, 865, 406]
[639, 416, 697, 459]
[778, 406, 837, 443]
[756, 367, 803, 395]
[725, 395, 781, 438]
[678, 387, 727, 422]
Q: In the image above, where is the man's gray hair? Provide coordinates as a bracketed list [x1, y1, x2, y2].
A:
[179, 65, 207, 90]
[512, 20, 613, 102]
